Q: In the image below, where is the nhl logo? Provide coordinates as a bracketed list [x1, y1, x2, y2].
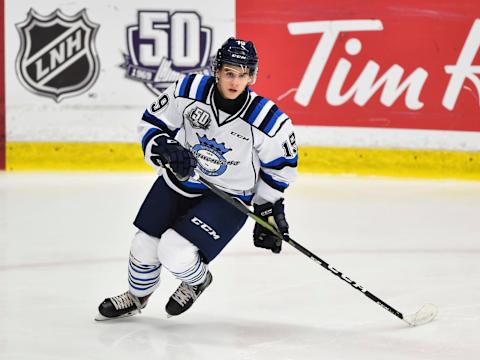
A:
[15, 9, 100, 102]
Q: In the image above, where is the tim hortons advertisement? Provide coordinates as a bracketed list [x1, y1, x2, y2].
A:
[237, 0, 480, 131]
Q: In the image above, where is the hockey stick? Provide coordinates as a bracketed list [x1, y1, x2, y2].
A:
[197, 175, 438, 327]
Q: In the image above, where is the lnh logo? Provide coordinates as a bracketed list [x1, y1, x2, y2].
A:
[288, 19, 480, 111]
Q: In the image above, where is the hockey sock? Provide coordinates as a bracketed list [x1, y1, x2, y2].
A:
[170, 254, 208, 286]
[128, 253, 161, 297]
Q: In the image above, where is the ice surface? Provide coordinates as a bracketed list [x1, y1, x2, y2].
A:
[1, 172, 479, 360]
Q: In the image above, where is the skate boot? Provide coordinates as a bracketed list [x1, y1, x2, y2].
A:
[166, 271, 213, 317]
[95, 291, 150, 321]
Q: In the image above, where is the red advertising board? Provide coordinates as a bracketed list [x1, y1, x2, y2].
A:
[0, 0, 5, 170]
[236, 0, 480, 131]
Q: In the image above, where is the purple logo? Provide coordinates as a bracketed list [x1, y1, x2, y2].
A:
[122, 10, 213, 95]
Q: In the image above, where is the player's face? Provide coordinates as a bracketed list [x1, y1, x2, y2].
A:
[216, 65, 254, 100]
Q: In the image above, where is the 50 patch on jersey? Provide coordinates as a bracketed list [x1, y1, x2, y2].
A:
[122, 10, 213, 96]
[188, 107, 211, 130]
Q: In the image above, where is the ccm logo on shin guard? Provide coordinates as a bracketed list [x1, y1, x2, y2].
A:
[191, 217, 220, 240]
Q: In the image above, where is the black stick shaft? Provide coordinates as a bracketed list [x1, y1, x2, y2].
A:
[199, 176, 405, 321]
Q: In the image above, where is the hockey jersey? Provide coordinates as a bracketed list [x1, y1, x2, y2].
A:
[138, 73, 298, 204]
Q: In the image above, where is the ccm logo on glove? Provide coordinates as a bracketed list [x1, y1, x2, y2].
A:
[253, 199, 289, 254]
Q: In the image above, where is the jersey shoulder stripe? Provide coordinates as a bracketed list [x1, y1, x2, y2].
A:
[244, 96, 268, 124]
[196, 75, 214, 102]
[177, 74, 194, 97]
[142, 111, 179, 138]
[176, 73, 214, 103]
[242, 93, 288, 137]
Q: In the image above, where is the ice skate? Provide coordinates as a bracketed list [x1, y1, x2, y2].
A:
[95, 291, 150, 321]
[166, 271, 213, 317]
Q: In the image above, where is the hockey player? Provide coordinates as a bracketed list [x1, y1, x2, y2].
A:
[96, 37, 298, 320]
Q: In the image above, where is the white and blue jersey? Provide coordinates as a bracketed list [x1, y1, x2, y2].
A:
[138, 73, 298, 204]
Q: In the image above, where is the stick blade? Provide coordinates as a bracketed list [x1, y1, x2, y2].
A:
[403, 303, 438, 326]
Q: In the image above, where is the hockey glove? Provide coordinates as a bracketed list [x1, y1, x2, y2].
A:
[253, 199, 289, 254]
[150, 136, 197, 181]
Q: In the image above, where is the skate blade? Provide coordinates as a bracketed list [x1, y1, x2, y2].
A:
[94, 309, 140, 321]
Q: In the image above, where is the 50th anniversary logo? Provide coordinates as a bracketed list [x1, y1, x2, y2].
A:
[121, 10, 213, 96]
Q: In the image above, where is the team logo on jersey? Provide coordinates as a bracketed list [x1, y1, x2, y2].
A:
[122, 10, 213, 96]
[15, 9, 100, 102]
[191, 134, 239, 176]
[188, 107, 211, 129]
